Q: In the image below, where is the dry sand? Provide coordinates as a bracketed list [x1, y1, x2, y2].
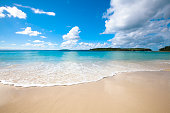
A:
[0, 71, 170, 113]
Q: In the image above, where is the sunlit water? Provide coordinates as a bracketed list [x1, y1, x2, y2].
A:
[0, 50, 170, 87]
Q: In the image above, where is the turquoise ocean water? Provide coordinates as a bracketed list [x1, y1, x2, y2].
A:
[0, 50, 170, 87]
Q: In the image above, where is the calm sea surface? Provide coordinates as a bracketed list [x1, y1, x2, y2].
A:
[0, 50, 170, 87]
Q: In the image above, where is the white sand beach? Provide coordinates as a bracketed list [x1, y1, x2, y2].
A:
[0, 71, 170, 113]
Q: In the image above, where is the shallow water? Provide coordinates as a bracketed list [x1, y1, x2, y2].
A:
[0, 50, 170, 87]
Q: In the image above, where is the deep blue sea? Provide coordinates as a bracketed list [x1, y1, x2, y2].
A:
[0, 50, 170, 87]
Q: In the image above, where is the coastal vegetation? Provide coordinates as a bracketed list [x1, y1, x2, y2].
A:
[159, 46, 170, 51]
[90, 48, 152, 51]
[58, 46, 170, 52]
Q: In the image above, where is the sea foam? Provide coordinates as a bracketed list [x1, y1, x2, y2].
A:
[0, 60, 169, 87]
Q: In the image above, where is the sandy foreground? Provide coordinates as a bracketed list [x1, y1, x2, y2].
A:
[0, 71, 170, 113]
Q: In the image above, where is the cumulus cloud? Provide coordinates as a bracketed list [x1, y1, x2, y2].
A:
[77, 42, 108, 49]
[103, 0, 170, 33]
[61, 26, 109, 49]
[23, 41, 57, 48]
[40, 36, 47, 38]
[61, 26, 81, 48]
[33, 40, 44, 43]
[103, 0, 170, 50]
[23, 43, 45, 47]
[61, 40, 79, 48]
[108, 19, 170, 49]
[14, 4, 55, 16]
[16, 27, 41, 36]
[46, 42, 58, 46]
[63, 26, 81, 40]
[0, 6, 26, 19]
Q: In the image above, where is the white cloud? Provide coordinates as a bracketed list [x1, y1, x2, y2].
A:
[23, 41, 57, 48]
[61, 41, 108, 50]
[40, 36, 47, 38]
[61, 26, 81, 48]
[103, 0, 170, 50]
[0, 6, 26, 19]
[61, 40, 78, 48]
[108, 19, 170, 49]
[31, 8, 55, 16]
[103, 0, 170, 34]
[33, 40, 44, 43]
[14, 4, 55, 16]
[11, 44, 16, 46]
[63, 26, 80, 40]
[77, 42, 108, 49]
[1, 41, 5, 43]
[46, 42, 58, 46]
[0, 7, 6, 18]
[24, 43, 32, 46]
[61, 26, 108, 49]
[24, 43, 45, 47]
[16, 27, 41, 36]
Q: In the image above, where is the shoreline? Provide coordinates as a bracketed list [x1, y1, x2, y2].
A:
[0, 69, 169, 88]
[0, 71, 170, 113]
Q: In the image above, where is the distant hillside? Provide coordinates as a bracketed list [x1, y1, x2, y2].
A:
[159, 46, 170, 51]
[90, 48, 152, 51]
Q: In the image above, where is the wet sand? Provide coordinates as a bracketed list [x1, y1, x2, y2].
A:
[0, 71, 170, 113]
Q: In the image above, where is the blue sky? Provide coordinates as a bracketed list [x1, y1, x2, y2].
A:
[0, 0, 170, 50]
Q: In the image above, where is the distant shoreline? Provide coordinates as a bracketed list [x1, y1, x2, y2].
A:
[0, 50, 169, 52]
[90, 48, 152, 51]
[0, 47, 170, 52]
